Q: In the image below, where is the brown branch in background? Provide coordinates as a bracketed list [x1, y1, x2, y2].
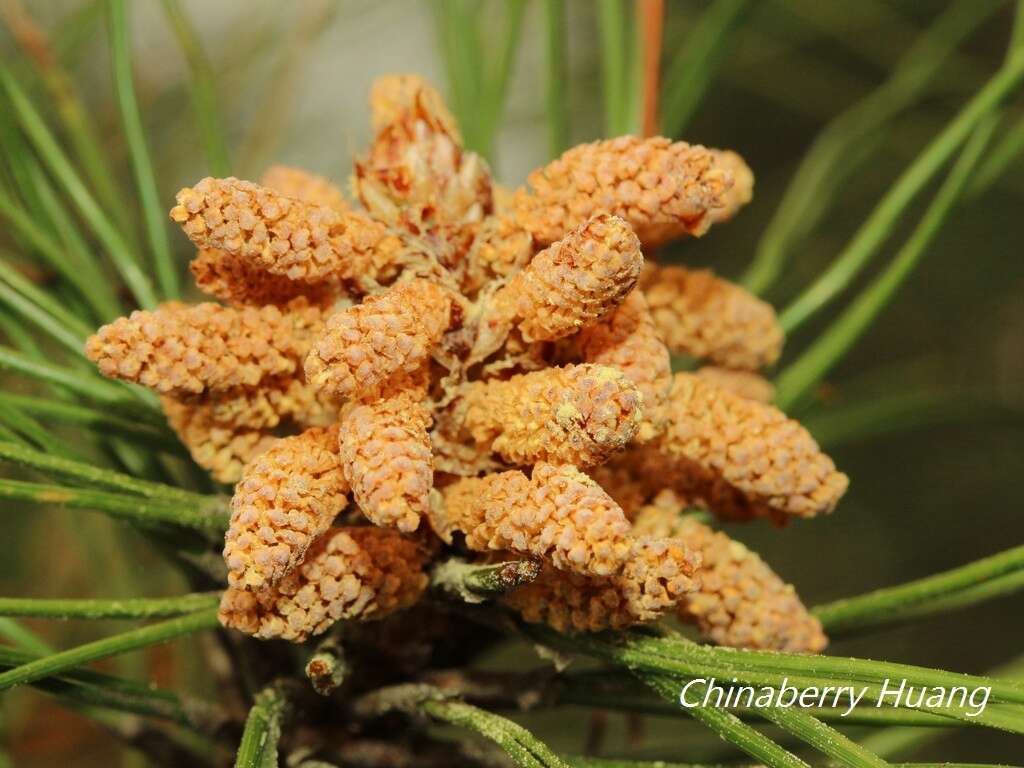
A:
[627, 711, 645, 747]
[639, 0, 665, 137]
[584, 708, 609, 756]
[0, 0, 55, 68]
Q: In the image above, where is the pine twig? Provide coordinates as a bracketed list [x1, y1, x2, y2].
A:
[431, 558, 541, 604]
[305, 635, 348, 697]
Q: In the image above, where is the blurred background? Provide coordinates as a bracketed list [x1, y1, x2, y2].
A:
[1, 0, 1022, 764]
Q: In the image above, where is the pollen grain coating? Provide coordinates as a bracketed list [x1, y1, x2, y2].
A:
[437, 462, 634, 577]
[642, 264, 783, 370]
[339, 386, 433, 533]
[259, 164, 351, 213]
[218, 526, 428, 642]
[170, 176, 405, 287]
[491, 213, 643, 343]
[85, 73, 847, 646]
[503, 536, 700, 632]
[633, 500, 826, 652]
[695, 365, 775, 403]
[85, 298, 325, 395]
[303, 278, 452, 399]
[161, 396, 281, 484]
[624, 373, 848, 523]
[222, 425, 349, 591]
[456, 364, 642, 468]
[511, 136, 733, 247]
[577, 290, 672, 442]
[678, 515, 827, 653]
[190, 247, 335, 308]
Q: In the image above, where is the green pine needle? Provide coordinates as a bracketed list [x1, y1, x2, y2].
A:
[0, 617, 53, 655]
[160, 0, 232, 176]
[0, 250, 94, 339]
[756, 703, 890, 767]
[0, 646, 200, 727]
[969, 109, 1024, 196]
[0, 440, 204, 503]
[26, 168, 123, 322]
[0, 187, 118, 322]
[742, 0, 1004, 296]
[530, 627, 1024, 733]
[544, 0, 570, 157]
[0, 607, 220, 693]
[0, 346, 164, 424]
[640, 674, 809, 768]
[107, 0, 179, 300]
[0, 401, 82, 461]
[660, 0, 752, 137]
[422, 698, 570, 768]
[235, 685, 288, 768]
[774, 116, 999, 409]
[803, 388, 1024, 449]
[0, 392, 184, 455]
[778, 50, 1024, 333]
[0, 66, 159, 309]
[0, 478, 227, 534]
[561, 671, 969, 727]
[0, 593, 220, 620]
[597, 0, 629, 137]
[0, 272, 88, 358]
[1, 1, 128, 239]
[477, 0, 527, 160]
[814, 544, 1024, 635]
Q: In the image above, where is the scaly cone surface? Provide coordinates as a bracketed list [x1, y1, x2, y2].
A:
[83, 73, 846, 648]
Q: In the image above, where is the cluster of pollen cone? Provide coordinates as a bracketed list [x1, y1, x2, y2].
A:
[85, 75, 848, 653]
